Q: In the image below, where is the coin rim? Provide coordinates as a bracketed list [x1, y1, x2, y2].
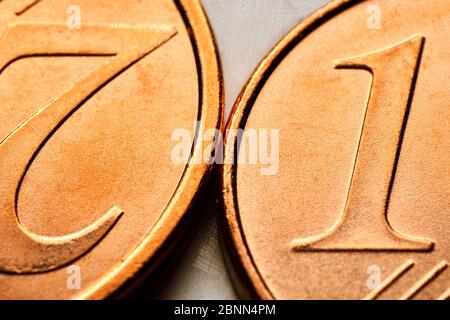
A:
[71, 0, 224, 299]
[221, 0, 364, 299]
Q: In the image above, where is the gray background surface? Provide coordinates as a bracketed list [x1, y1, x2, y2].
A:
[153, 0, 332, 299]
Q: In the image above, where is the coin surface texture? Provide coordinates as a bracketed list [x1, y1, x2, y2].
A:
[0, 0, 222, 299]
[223, 0, 449, 299]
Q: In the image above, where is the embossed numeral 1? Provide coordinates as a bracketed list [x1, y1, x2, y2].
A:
[292, 36, 434, 251]
[0, 23, 176, 273]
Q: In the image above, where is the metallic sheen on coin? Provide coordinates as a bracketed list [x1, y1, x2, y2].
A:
[0, 0, 222, 299]
[222, 0, 449, 300]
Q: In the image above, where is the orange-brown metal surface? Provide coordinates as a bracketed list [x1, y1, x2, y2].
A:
[223, 0, 449, 300]
[0, 0, 222, 299]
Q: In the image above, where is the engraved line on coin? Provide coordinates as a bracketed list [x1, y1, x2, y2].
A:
[363, 259, 415, 300]
[0, 22, 176, 274]
[400, 261, 448, 300]
[0, 0, 43, 17]
[291, 36, 434, 251]
[15, 0, 42, 15]
[437, 288, 450, 301]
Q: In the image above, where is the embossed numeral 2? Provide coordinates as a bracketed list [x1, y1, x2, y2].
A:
[0, 23, 176, 273]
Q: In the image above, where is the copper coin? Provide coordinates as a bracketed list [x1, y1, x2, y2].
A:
[0, 0, 222, 299]
[222, 0, 449, 300]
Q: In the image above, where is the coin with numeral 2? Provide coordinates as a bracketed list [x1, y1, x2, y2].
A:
[0, 0, 222, 299]
[222, 0, 449, 300]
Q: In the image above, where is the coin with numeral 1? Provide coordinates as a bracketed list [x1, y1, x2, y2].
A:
[0, 0, 222, 299]
[222, 0, 449, 300]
